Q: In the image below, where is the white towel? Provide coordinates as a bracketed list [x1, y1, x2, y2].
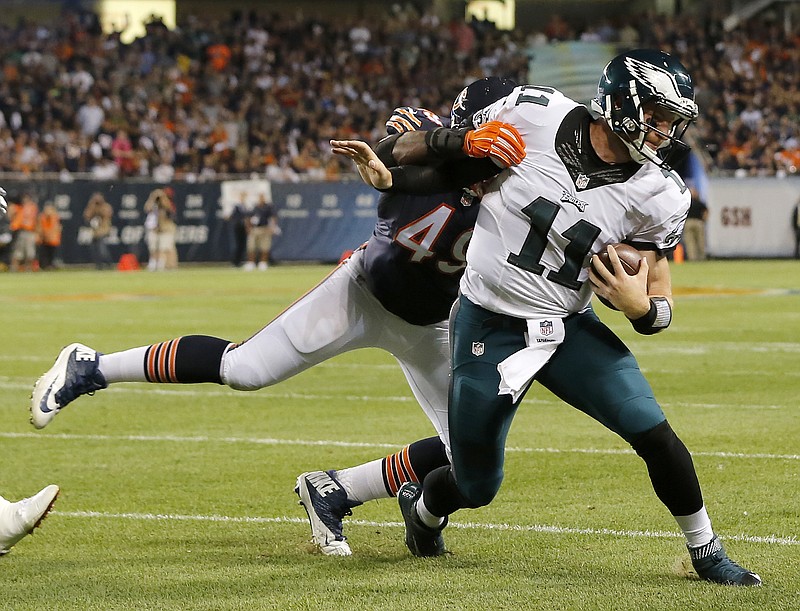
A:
[497, 318, 565, 402]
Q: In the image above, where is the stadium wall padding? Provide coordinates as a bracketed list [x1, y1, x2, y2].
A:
[2, 176, 798, 264]
[1, 179, 380, 265]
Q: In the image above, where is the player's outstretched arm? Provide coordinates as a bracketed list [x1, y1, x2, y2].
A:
[330, 139, 393, 189]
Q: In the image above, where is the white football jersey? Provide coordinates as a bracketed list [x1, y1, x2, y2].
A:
[462, 85, 690, 318]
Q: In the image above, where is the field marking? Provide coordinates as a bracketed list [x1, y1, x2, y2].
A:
[0, 379, 792, 410]
[52, 510, 799, 547]
[4, 339, 800, 363]
[2, 431, 798, 461]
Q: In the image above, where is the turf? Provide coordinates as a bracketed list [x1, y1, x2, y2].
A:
[1, 260, 798, 610]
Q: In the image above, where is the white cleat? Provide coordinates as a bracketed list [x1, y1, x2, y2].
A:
[31, 343, 107, 429]
[295, 471, 361, 556]
[0, 485, 60, 555]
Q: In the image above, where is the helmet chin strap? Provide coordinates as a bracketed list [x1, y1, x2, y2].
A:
[592, 95, 662, 166]
[618, 132, 662, 165]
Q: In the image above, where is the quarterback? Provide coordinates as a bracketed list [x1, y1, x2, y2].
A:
[334, 49, 761, 586]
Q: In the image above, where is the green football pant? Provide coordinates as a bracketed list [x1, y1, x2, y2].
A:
[448, 294, 666, 507]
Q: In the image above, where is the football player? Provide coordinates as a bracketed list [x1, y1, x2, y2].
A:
[29, 79, 521, 556]
[333, 50, 761, 586]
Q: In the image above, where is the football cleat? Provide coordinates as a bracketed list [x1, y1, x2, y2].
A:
[689, 534, 762, 586]
[31, 343, 107, 429]
[397, 482, 448, 557]
[0, 485, 60, 555]
[295, 471, 361, 556]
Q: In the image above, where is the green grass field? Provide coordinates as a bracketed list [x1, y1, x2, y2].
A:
[1, 261, 798, 610]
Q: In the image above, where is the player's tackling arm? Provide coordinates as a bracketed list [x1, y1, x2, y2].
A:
[331, 121, 525, 195]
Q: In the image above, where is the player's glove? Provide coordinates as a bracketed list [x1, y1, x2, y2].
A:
[0, 186, 7, 215]
[462, 121, 526, 168]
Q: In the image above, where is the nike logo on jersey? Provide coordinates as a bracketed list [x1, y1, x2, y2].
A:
[560, 190, 589, 212]
[305, 471, 342, 497]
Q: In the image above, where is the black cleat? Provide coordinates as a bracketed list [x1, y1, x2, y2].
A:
[397, 482, 447, 557]
[689, 535, 762, 586]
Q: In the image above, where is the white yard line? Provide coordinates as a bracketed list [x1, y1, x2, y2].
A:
[2, 431, 798, 460]
[53, 509, 799, 546]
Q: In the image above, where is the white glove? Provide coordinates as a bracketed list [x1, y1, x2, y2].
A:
[0, 187, 6, 215]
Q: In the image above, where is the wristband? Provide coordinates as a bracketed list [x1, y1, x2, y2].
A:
[629, 297, 672, 335]
[425, 127, 469, 159]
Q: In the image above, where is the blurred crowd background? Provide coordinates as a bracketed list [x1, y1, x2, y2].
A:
[0, 1, 798, 183]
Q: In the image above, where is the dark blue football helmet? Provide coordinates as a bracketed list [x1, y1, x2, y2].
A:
[450, 77, 517, 129]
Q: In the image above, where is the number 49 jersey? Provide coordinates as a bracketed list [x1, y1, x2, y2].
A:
[462, 85, 690, 319]
[363, 188, 478, 326]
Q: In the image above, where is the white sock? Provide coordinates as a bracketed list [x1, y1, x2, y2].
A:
[334, 460, 390, 504]
[98, 347, 149, 383]
[674, 505, 715, 548]
[416, 493, 445, 528]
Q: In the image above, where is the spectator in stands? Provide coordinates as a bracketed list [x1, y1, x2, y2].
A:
[111, 129, 137, 177]
[83, 192, 114, 269]
[38, 202, 62, 270]
[0, 6, 796, 179]
[75, 97, 104, 138]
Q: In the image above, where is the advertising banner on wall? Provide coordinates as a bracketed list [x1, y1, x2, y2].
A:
[706, 178, 800, 258]
[4, 176, 797, 265]
[2, 179, 379, 265]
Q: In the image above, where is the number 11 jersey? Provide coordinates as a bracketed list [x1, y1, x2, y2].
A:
[462, 85, 690, 318]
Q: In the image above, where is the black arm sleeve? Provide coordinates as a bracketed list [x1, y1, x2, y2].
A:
[385, 157, 502, 195]
[374, 134, 402, 168]
[376, 128, 472, 169]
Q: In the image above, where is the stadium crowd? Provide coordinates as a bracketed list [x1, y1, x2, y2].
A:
[0, 5, 797, 181]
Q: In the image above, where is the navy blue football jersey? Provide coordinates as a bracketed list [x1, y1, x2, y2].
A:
[363, 189, 478, 325]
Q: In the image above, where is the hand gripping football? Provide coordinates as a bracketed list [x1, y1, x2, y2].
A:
[594, 243, 642, 276]
[593, 243, 643, 310]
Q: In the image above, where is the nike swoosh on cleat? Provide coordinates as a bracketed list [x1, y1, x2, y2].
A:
[39, 387, 55, 413]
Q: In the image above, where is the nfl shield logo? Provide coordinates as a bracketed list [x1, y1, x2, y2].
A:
[539, 320, 553, 336]
[576, 173, 589, 189]
[471, 341, 485, 356]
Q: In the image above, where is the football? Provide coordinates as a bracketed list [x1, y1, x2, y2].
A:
[593, 243, 642, 276]
[592, 243, 643, 310]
